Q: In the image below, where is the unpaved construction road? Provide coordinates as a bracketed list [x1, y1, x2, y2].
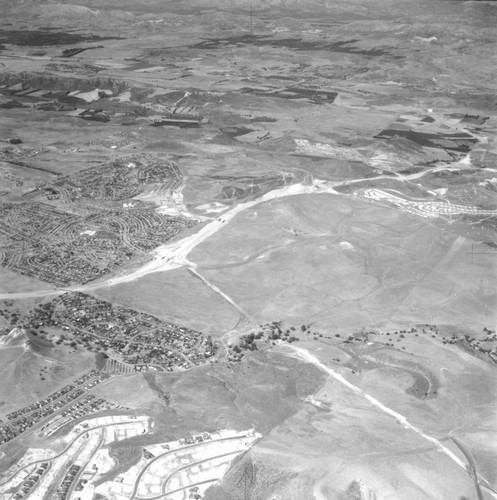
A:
[0, 165, 484, 301]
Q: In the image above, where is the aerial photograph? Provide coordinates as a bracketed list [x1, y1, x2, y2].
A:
[0, 0, 495, 498]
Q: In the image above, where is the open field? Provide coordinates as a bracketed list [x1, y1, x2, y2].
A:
[93, 267, 241, 335]
[0, 0, 496, 498]
[206, 337, 497, 500]
[1, 312, 495, 499]
[187, 192, 495, 331]
[0, 269, 54, 295]
[0, 331, 97, 416]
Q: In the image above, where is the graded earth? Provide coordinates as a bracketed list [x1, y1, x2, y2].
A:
[0, 1, 496, 499]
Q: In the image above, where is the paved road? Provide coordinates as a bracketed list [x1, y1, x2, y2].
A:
[450, 435, 490, 500]
[0, 180, 341, 300]
[0, 168, 467, 301]
[0, 418, 148, 488]
[140, 450, 242, 500]
[4, 374, 102, 428]
[129, 435, 253, 500]
[66, 428, 105, 499]
[136, 477, 219, 500]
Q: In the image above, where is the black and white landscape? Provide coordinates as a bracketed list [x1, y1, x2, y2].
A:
[0, 1, 496, 499]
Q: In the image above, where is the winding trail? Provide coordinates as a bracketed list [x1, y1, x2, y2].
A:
[285, 345, 497, 499]
[0, 165, 488, 301]
[92, 180, 340, 289]
[0, 180, 340, 300]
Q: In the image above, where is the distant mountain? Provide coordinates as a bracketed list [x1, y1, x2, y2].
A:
[2, 0, 489, 27]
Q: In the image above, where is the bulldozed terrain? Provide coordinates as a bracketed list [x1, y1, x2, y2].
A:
[0, 0, 496, 499]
